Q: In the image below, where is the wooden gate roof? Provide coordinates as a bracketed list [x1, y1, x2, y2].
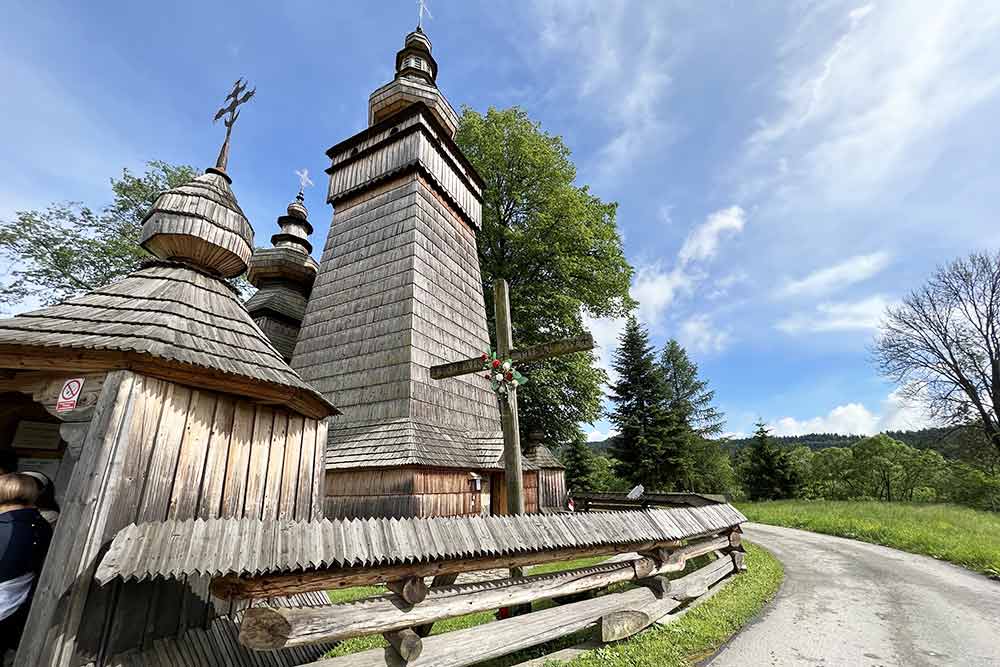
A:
[0, 260, 336, 419]
[96, 504, 746, 583]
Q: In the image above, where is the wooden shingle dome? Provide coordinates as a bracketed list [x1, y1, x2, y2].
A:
[139, 168, 254, 278]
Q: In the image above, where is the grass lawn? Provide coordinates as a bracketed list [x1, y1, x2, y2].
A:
[740, 500, 1000, 577]
[323, 545, 784, 666]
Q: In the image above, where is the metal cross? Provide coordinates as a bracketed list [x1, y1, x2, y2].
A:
[417, 0, 432, 30]
[212, 78, 256, 172]
[294, 168, 314, 194]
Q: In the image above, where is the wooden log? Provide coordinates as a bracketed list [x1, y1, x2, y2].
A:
[428, 335, 596, 380]
[732, 550, 747, 571]
[415, 574, 459, 637]
[384, 628, 423, 662]
[601, 597, 682, 642]
[238, 535, 730, 649]
[302, 584, 665, 667]
[213, 537, 685, 601]
[605, 555, 736, 642]
[387, 577, 429, 605]
[729, 530, 742, 548]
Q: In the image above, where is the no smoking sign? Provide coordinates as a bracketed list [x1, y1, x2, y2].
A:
[56, 377, 85, 413]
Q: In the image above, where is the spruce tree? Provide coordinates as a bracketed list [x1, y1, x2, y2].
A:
[659, 340, 725, 437]
[608, 317, 681, 489]
[744, 421, 800, 500]
[561, 430, 598, 493]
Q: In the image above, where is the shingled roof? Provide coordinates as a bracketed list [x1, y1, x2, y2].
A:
[0, 260, 336, 419]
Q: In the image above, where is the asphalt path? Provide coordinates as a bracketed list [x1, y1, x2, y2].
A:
[706, 523, 1000, 667]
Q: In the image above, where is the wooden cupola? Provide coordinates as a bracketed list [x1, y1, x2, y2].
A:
[245, 189, 320, 361]
[369, 27, 459, 138]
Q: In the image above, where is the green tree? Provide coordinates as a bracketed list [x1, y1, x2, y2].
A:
[0, 161, 197, 308]
[744, 422, 800, 500]
[590, 454, 631, 492]
[561, 430, 599, 493]
[659, 340, 725, 437]
[456, 107, 634, 449]
[677, 435, 736, 494]
[607, 316, 680, 488]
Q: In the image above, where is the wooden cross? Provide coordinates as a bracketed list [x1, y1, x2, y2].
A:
[430, 278, 595, 516]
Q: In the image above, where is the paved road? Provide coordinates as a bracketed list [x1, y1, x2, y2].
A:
[706, 523, 1000, 667]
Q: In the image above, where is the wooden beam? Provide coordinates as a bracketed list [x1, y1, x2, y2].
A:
[415, 573, 459, 637]
[603, 556, 736, 642]
[238, 535, 730, 649]
[384, 628, 423, 662]
[494, 279, 525, 518]
[300, 584, 667, 667]
[387, 577, 429, 605]
[428, 334, 596, 380]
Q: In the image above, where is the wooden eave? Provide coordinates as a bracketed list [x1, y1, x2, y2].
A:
[326, 101, 485, 191]
[0, 343, 336, 420]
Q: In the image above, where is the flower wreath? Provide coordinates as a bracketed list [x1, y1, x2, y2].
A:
[481, 350, 527, 395]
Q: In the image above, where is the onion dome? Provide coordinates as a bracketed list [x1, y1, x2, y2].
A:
[369, 27, 459, 137]
[246, 188, 320, 362]
[139, 168, 254, 278]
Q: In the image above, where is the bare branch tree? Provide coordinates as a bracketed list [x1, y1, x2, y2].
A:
[874, 250, 1000, 455]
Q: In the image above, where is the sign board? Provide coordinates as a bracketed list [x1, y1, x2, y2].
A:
[12, 421, 62, 452]
[56, 377, 85, 413]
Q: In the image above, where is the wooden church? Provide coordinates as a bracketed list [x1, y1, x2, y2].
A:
[0, 21, 566, 667]
[287, 27, 565, 519]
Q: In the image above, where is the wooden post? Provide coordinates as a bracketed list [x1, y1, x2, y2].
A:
[494, 279, 524, 518]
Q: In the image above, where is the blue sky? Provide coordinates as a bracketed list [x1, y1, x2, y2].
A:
[3, 1, 1000, 439]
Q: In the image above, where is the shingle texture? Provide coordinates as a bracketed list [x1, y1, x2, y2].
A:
[96, 504, 747, 583]
[140, 170, 255, 278]
[0, 260, 334, 417]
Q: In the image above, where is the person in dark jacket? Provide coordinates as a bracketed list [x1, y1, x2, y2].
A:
[0, 473, 53, 656]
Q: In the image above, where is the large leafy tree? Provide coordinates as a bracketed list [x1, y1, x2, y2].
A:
[0, 161, 197, 308]
[659, 340, 725, 437]
[607, 316, 681, 488]
[456, 107, 634, 449]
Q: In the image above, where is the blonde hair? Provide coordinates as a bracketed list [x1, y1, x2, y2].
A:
[0, 473, 41, 506]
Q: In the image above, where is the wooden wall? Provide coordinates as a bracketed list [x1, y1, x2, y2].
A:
[491, 471, 539, 515]
[17, 371, 329, 666]
[325, 467, 488, 519]
[538, 469, 567, 510]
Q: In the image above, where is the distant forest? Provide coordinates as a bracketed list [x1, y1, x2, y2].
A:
[590, 426, 975, 461]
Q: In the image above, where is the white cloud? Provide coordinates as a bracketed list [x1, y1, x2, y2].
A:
[582, 312, 628, 383]
[586, 428, 619, 443]
[678, 314, 732, 355]
[632, 264, 689, 327]
[532, 2, 676, 177]
[776, 295, 889, 333]
[743, 2, 1000, 206]
[678, 206, 746, 265]
[769, 389, 934, 436]
[777, 251, 891, 298]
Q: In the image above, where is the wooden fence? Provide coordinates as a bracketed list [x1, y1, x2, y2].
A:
[97, 505, 747, 666]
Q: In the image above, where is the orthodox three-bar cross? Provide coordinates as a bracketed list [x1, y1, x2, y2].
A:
[430, 278, 595, 516]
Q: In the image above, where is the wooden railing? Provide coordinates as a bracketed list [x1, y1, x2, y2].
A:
[97, 505, 747, 666]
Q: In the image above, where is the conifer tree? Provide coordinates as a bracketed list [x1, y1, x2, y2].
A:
[659, 340, 725, 437]
[608, 316, 681, 488]
[561, 430, 598, 493]
[744, 421, 800, 500]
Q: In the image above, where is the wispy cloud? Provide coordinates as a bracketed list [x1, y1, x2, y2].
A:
[678, 206, 746, 265]
[777, 251, 890, 298]
[585, 427, 619, 443]
[742, 2, 1000, 207]
[679, 314, 732, 355]
[776, 295, 890, 333]
[532, 1, 677, 178]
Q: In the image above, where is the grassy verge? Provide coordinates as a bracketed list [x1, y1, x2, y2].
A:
[740, 500, 1000, 577]
[323, 545, 783, 666]
[560, 543, 782, 667]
